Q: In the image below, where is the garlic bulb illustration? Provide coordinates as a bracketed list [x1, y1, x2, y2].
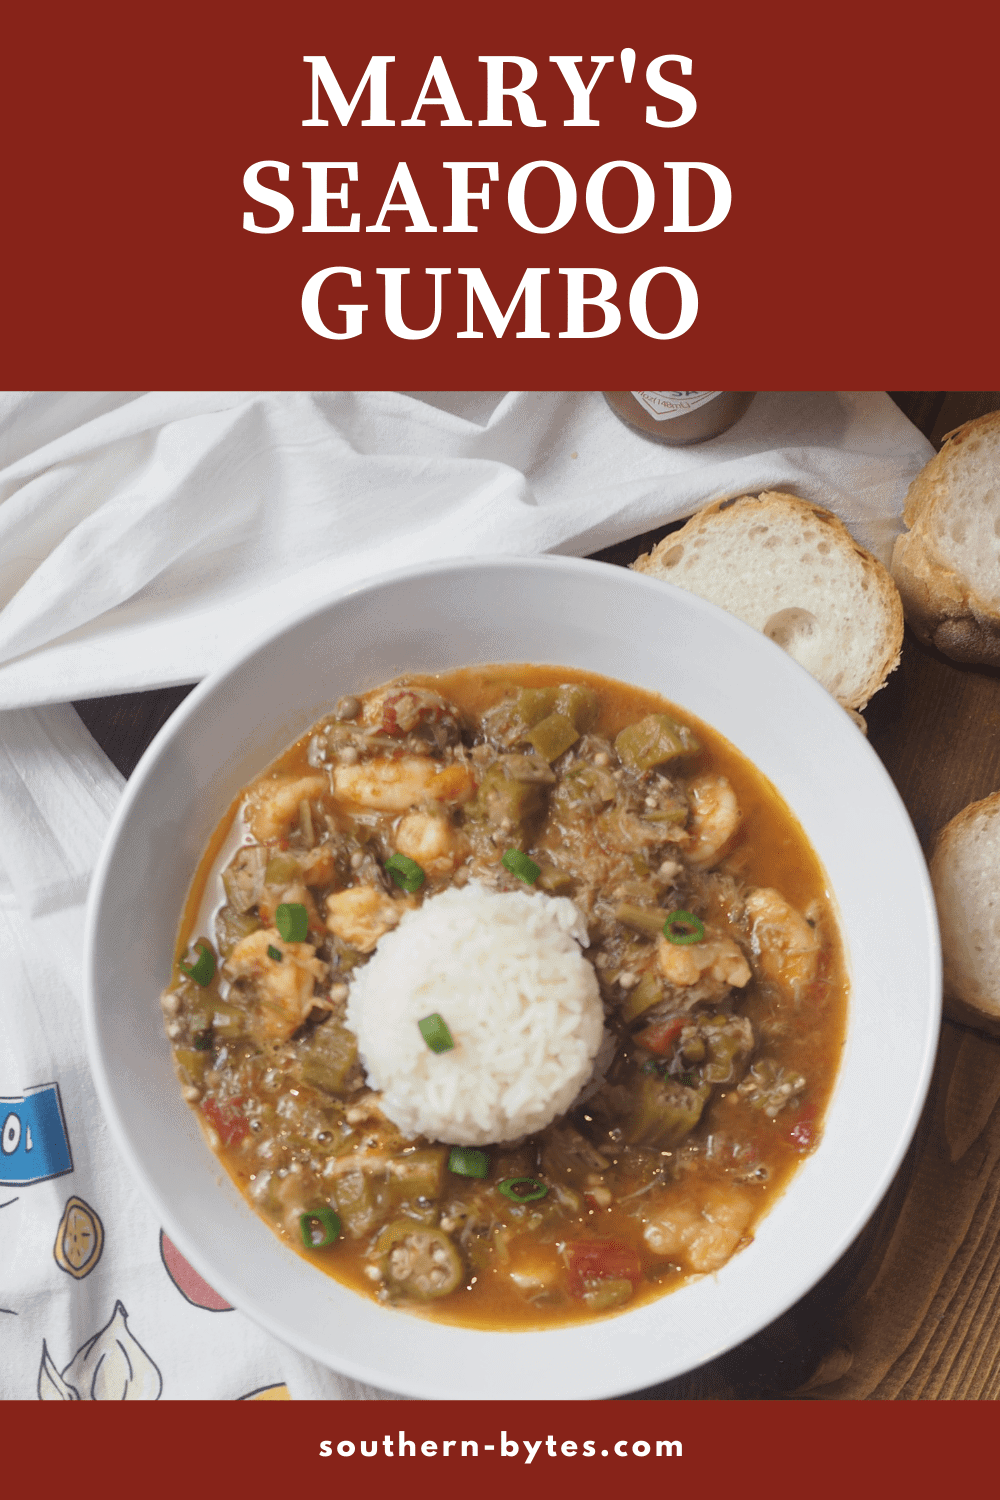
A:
[37, 1346, 75, 1401]
[38, 1301, 162, 1400]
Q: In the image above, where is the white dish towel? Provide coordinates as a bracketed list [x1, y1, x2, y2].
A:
[0, 390, 932, 1399]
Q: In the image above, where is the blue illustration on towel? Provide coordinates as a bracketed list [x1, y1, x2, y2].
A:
[0, 1083, 73, 1185]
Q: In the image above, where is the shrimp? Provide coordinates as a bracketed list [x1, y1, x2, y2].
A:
[682, 775, 741, 867]
[333, 757, 476, 813]
[224, 929, 328, 1044]
[744, 887, 821, 996]
[657, 929, 751, 990]
[643, 1187, 754, 1272]
[325, 885, 402, 952]
[299, 845, 337, 886]
[257, 880, 323, 937]
[246, 774, 329, 841]
[395, 811, 470, 875]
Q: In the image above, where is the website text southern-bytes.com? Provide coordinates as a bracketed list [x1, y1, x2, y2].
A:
[319, 1431, 682, 1463]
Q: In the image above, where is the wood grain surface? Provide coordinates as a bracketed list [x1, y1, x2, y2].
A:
[73, 391, 1000, 1400]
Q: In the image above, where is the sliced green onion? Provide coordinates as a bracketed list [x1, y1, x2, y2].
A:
[498, 1177, 548, 1202]
[275, 902, 308, 942]
[448, 1147, 489, 1178]
[662, 910, 705, 945]
[418, 1012, 454, 1053]
[266, 944, 283, 963]
[501, 849, 540, 884]
[385, 852, 426, 892]
[299, 1206, 341, 1249]
[179, 939, 216, 987]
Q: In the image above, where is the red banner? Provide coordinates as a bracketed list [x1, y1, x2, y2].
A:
[4, 0, 996, 387]
[2, 1397, 994, 1494]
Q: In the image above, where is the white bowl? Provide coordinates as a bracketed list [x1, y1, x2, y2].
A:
[83, 555, 940, 1400]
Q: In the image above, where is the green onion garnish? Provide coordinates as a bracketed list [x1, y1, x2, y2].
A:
[501, 849, 540, 884]
[662, 910, 705, 945]
[299, 1206, 341, 1249]
[385, 852, 425, 892]
[498, 1177, 548, 1202]
[266, 944, 283, 963]
[179, 940, 216, 987]
[275, 903, 308, 942]
[448, 1147, 489, 1178]
[418, 1012, 454, 1053]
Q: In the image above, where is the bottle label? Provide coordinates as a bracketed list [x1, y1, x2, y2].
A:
[630, 391, 722, 421]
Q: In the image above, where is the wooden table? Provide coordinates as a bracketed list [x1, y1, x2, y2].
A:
[74, 391, 1000, 1401]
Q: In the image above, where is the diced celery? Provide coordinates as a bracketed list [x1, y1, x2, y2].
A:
[387, 1147, 447, 1205]
[526, 712, 579, 762]
[470, 763, 549, 844]
[298, 1020, 358, 1096]
[265, 852, 301, 885]
[581, 1277, 633, 1312]
[210, 1000, 246, 1038]
[616, 902, 672, 938]
[555, 683, 600, 732]
[513, 687, 557, 728]
[614, 714, 701, 772]
[215, 906, 261, 957]
[174, 1047, 208, 1086]
[562, 763, 618, 802]
[620, 970, 664, 1023]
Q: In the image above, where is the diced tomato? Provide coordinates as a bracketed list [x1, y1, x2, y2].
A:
[635, 1017, 684, 1056]
[381, 690, 440, 737]
[202, 1095, 249, 1148]
[566, 1241, 642, 1297]
[788, 1106, 817, 1152]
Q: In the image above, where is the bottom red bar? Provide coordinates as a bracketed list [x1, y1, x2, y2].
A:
[4, 1399, 992, 1495]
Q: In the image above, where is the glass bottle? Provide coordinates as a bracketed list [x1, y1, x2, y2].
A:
[603, 391, 755, 445]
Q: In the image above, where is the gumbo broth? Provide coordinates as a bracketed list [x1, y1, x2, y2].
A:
[162, 666, 847, 1329]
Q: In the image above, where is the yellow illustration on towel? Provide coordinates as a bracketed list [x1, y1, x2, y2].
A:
[52, 1195, 104, 1279]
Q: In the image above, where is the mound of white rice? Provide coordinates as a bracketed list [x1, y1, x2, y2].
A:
[345, 882, 605, 1145]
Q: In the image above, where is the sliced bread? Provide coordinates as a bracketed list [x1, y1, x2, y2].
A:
[631, 491, 904, 711]
[891, 410, 1000, 666]
[931, 791, 1000, 1025]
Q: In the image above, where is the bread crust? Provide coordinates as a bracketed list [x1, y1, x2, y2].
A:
[632, 491, 903, 711]
[931, 790, 1000, 1029]
[891, 410, 1000, 666]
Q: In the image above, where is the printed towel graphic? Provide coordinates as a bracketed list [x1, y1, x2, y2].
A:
[38, 1302, 163, 1400]
[160, 1230, 232, 1310]
[0, 1084, 72, 1184]
[53, 1196, 104, 1279]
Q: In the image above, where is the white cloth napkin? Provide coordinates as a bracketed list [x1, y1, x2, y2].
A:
[0, 390, 933, 1400]
[0, 390, 931, 709]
